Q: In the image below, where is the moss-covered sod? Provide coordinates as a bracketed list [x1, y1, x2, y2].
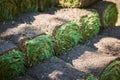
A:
[86, 74, 98, 80]
[54, 20, 81, 55]
[103, 3, 118, 27]
[80, 12, 101, 43]
[0, 49, 25, 80]
[59, 0, 79, 8]
[15, 0, 38, 13]
[38, 0, 52, 11]
[0, 0, 18, 21]
[99, 59, 120, 80]
[91, 1, 118, 28]
[0, 0, 38, 21]
[21, 35, 55, 67]
[59, 0, 99, 8]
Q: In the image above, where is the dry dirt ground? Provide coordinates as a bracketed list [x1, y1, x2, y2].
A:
[0, 0, 120, 80]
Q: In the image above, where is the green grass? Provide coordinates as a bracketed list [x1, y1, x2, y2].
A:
[0, 0, 18, 21]
[103, 3, 118, 27]
[59, 0, 80, 7]
[0, 49, 25, 80]
[24, 35, 55, 67]
[80, 12, 101, 43]
[100, 59, 120, 80]
[55, 20, 81, 55]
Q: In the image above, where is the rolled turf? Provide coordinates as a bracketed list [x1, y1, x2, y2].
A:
[99, 58, 120, 80]
[0, 49, 25, 80]
[59, 0, 100, 8]
[0, 0, 18, 21]
[79, 11, 101, 43]
[20, 35, 55, 67]
[38, 0, 52, 11]
[15, 0, 38, 13]
[54, 20, 81, 55]
[90, 1, 118, 28]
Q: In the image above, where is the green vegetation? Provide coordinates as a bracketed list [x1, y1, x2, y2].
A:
[55, 20, 81, 55]
[0, 49, 25, 80]
[0, 0, 18, 21]
[16, 0, 38, 13]
[86, 74, 98, 80]
[24, 35, 55, 67]
[80, 12, 101, 43]
[59, 0, 79, 7]
[0, 0, 38, 21]
[100, 59, 120, 80]
[38, 0, 51, 11]
[103, 3, 118, 27]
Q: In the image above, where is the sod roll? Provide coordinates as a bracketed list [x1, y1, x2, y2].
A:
[100, 58, 120, 80]
[0, 0, 18, 21]
[59, 0, 101, 8]
[90, 1, 118, 28]
[79, 12, 101, 43]
[38, 0, 52, 11]
[15, 0, 38, 13]
[54, 20, 81, 55]
[20, 35, 55, 67]
[0, 49, 25, 80]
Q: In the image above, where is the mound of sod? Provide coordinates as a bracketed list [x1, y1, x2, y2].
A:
[86, 74, 98, 80]
[80, 12, 101, 43]
[0, 49, 25, 80]
[91, 1, 118, 28]
[0, 0, 18, 21]
[38, 0, 52, 11]
[21, 35, 55, 67]
[15, 0, 38, 13]
[99, 59, 120, 80]
[54, 20, 81, 55]
[59, 0, 100, 8]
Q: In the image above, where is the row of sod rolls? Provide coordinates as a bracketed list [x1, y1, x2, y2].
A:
[85, 58, 120, 80]
[0, 0, 58, 21]
[0, 0, 38, 21]
[0, 49, 25, 80]
[54, 12, 101, 55]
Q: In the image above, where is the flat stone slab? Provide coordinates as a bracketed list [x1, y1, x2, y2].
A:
[0, 39, 17, 55]
[22, 57, 86, 80]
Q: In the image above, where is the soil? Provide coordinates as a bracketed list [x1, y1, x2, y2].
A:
[0, 0, 120, 80]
